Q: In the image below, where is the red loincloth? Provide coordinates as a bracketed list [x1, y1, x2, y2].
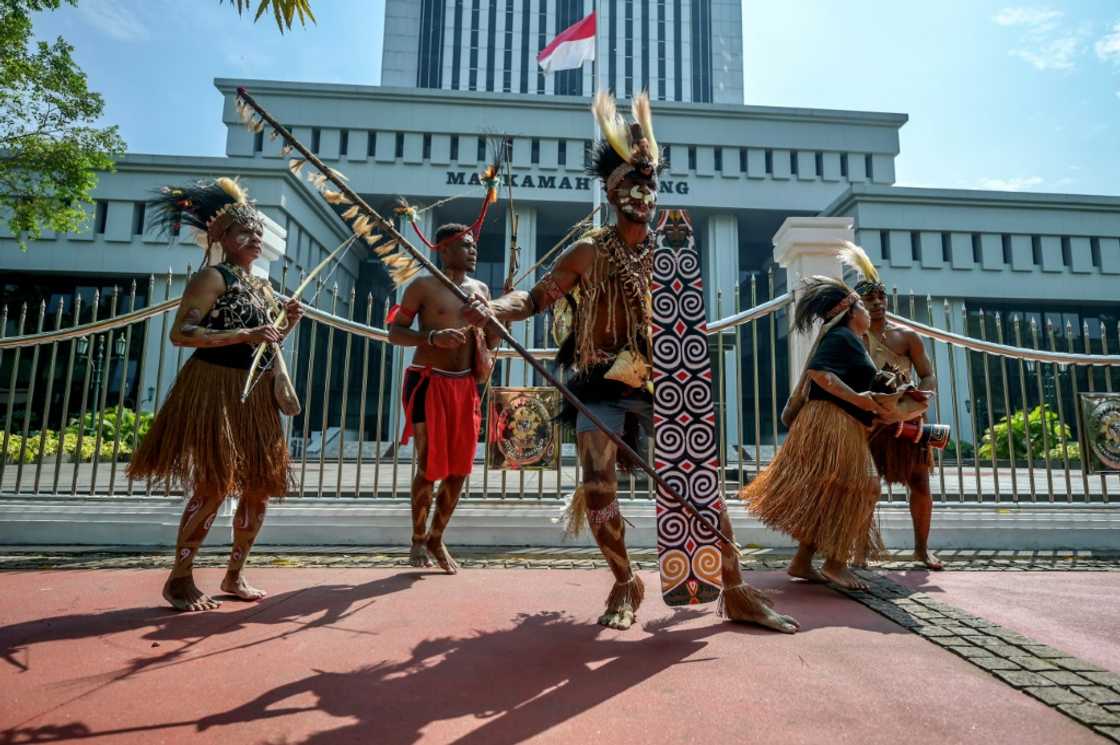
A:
[401, 366, 481, 482]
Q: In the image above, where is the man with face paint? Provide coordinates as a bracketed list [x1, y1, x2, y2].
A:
[464, 92, 798, 634]
[856, 280, 942, 570]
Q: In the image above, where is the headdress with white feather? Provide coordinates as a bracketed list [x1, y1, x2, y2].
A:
[589, 90, 663, 192]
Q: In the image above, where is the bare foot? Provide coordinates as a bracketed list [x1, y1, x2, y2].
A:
[787, 560, 828, 584]
[163, 576, 221, 612]
[426, 535, 459, 575]
[728, 604, 801, 634]
[220, 572, 267, 601]
[821, 561, 870, 591]
[914, 550, 944, 571]
[409, 539, 433, 568]
[598, 575, 644, 630]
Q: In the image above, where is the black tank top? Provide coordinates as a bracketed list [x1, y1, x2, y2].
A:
[192, 264, 275, 370]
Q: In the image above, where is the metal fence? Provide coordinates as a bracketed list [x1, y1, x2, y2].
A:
[2, 272, 1119, 503]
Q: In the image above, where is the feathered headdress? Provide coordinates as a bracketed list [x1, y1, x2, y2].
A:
[589, 90, 662, 191]
[149, 177, 263, 259]
[395, 136, 507, 252]
[838, 241, 883, 296]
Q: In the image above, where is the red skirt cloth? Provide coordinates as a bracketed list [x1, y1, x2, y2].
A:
[401, 366, 482, 482]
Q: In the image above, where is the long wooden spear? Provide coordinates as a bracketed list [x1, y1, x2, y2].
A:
[235, 86, 737, 550]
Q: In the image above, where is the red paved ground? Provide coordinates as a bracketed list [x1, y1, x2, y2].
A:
[0, 568, 1108, 745]
[892, 569, 1120, 672]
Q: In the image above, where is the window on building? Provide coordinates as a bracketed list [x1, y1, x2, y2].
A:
[422, 134, 432, 160]
[311, 127, 321, 154]
[1062, 237, 1072, 267]
[94, 201, 108, 235]
[972, 234, 982, 264]
[942, 232, 952, 264]
[609, 0, 617, 94]
[555, 0, 583, 95]
[714, 148, 722, 172]
[688, 146, 696, 170]
[367, 131, 377, 157]
[537, 1, 547, 94]
[558, 140, 566, 166]
[520, 0, 531, 93]
[764, 149, 773, 175]
[662, 144, 671, 168]
[450, 134, 459, 161]
[910, 231, 920, 263]
[503, 1, 513, 92]
[624, 0, 634, 96]
[790, 153, 799, 176]
[530, 138, 540, 164]
[583, 140, 592, 168]
[657, 0, 667, 99]
[131, 202, 145, 236]
[739, 148, 747, 173]
[468, 0, 481, 89]
[395, 132, 405, 159]
[690, 0, 712, 102]
[477, 137, 487, 162]
[673, 0, 683, 101]
[881, 231, 892, 262]
[1092, 238, 1102, 268]
[339, 129, 349, 157]
[1001, 235, 1012, 265]
[865, 154, 874, 180]
[815, 152, 824, 178]
[1033, 236, 1042, 265]
[451, 0, 464, 89]
[253, 130, 264, 153]
[416, 0, 446, 88]
[840, 153, 849, 178]
[641, 0, 651, 97]
[485, 0, 497, 91]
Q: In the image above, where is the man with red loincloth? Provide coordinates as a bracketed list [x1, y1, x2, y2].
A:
[389, 224, 498, 573]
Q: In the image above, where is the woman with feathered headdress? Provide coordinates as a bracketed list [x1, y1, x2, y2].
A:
[739, 244, 897, 591]
[128, 177, 303, 612]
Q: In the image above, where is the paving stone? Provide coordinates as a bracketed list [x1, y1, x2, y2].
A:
[972, 657, 1022, 671]
[1082, 672, 1120, 689]
[1021, 644, 1071, 659]
[1008, 656, 1059, 672]
[952, 645, 997, 659]
[1023, 685, 1084, 703]
[1057, 703, 1120, 726]
[915, 625, 955, 638]
[1071, 687, 1120, 705]
[1043, 671, 1094, 686]
[1093, 726, 1120, 744]
[1053, 658, 1108, 673]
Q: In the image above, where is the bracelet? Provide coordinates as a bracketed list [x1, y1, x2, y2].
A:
[426, 329, 436, 346]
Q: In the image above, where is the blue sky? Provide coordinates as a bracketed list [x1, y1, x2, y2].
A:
[31, 0, 1120, 196]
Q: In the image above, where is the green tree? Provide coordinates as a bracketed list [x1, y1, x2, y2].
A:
[224, 0, 316, 32]
[0, 0, 125, 249]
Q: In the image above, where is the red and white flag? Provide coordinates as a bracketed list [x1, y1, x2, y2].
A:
[537, 11, 596, 73]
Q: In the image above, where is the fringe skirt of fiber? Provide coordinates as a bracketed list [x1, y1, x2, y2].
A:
[868, 426, 932, 485]
[739, 400, 883, 563]
[128, 358, 290, 502]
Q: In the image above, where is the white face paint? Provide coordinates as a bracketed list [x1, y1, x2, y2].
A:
[616, 181, 658, 222]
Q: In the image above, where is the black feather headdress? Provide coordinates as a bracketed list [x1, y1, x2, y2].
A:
[588, 90, 663, 191]
[149, 177, 262, 253]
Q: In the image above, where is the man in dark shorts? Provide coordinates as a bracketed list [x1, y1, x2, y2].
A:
[389, 224, 498, 573]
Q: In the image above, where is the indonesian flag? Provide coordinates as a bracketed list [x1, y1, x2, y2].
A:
[537, 11, 596, 73]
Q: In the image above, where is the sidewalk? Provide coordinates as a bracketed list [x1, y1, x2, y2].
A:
[2, 556, 1119, 744]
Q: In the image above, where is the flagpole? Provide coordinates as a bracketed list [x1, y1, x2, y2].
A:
[591, 0, 601, 227]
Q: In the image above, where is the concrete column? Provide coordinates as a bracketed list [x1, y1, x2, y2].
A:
[772, 216, 855, 390]
[505, 206, 538, 385]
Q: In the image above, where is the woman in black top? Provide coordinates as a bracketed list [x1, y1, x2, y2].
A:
[128, 178, 302, 611]
[739, 276, 888, 591]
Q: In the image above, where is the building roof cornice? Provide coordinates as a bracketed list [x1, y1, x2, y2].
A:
[115, 153, 350, 240]
[823, 183, 1120, 216]
[214, 78, 909, 129]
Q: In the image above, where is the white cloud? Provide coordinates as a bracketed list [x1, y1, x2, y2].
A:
[1095, 23, 1120, 63]
[994, 7, 1063, 30]
[1010, 35, 1081, 70]
[78, 0, 149, 43]
[977, 176, 1045, 191]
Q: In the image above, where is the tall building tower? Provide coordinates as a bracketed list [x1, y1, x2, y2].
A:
[381, 0, 744, 104]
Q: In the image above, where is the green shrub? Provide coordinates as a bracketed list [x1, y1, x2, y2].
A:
[0, 429, 134, 464]
[979, 405, 1080, 463]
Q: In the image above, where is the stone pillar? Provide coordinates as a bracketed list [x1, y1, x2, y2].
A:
[704, 214, 741, 462]
[504, 206, 538, 385]
[772, 216, 855, 390]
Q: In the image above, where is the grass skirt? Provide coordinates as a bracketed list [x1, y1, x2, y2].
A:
[868, 426, 932, 485]
[128, 358, 290, 501]
[739, 400, 883, 563]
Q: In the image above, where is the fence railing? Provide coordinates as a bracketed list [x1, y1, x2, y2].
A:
[1, 273, 1118, 504]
